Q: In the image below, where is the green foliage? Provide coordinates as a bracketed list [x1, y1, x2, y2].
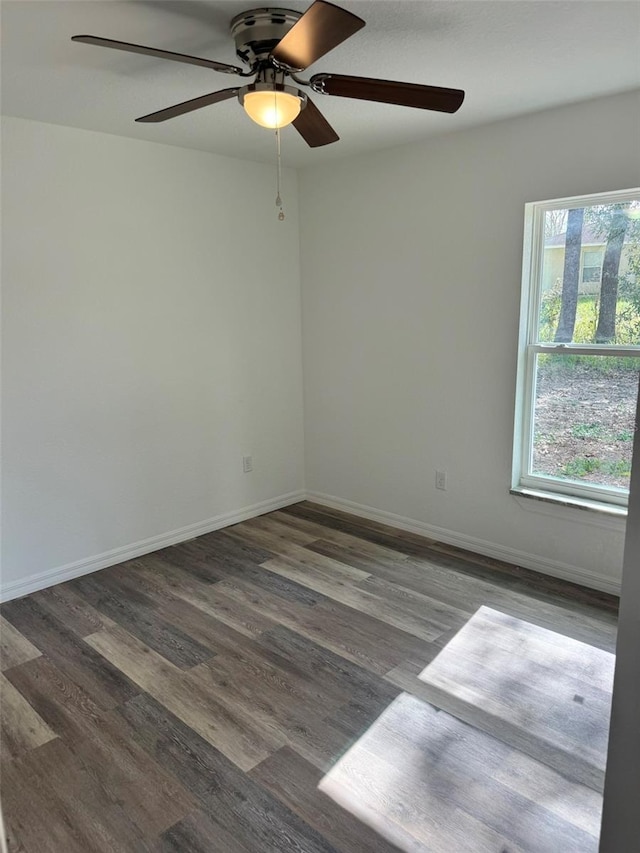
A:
[571, 423, 604, 439]
[572, 298, 599, 344]
[533, 431, 559, 444]
[537, 352, 639, 375]
[584, 202, 640, 243]
[539, 279, 562, 337]
[603, 460, 632, 477]
[538, 296, 640, 347]
[559, 456, 631, 480]
[565, 423, 634, 443]
[560, 457, 601, 478]
[619, 241, 640, 318]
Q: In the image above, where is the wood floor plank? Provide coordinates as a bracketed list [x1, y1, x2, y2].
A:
[149, 540, 241, 584]
[106, 557, 281, 639]
[230, 512, 321, 546]
[311, 597, 437, 672]
[193, 632, 348, 715]
[325, 689, 407, 746]
[259, 556, 465, 642]
[310, 535, 616, 652]
[66, 715, 195, 839]
[222, 560, 327, 605]
[284, 503, 617, 620]
[160, 811, 250, 853]
[169, 576, 282, 638]
[228, 526, 372, 583]
[215, 575, 432, 675]
[189, 528, 276, 568]
[72, 572, 215, 669]
[4, 653, 199, 839]
[107, 555, 207, 602]
[494, 750, 604, 838]
[281, 502, 441, 558]
[256, 538, 373, 583]
[399, 556, 618, 651]
[271, 509, 413, 563]
[120, 693, 340, 853]
[257, 624, 402, 708]
[0, 672, 57, 758]
[86, 623, 285, 771]
[383, 630, 463, 700]
[213, 571, 325, 615]
[6, 655, 120, 742]
[425, 537, 618, 612]
[85, 623, 183, 690]
[28, 583, 116, 638]
[2, 736, 165, 853]
[2, 746, 106, 853]
[163, 547, 326, 612]
[305, 537, 411, 577]
[0, 597, 139, 710]
[154, 595, 264, 655]
[251, 745, 403, 853]
[190, 657, 350, 773]
[260, 549, 371, 584]
[0, 614, 41, 671]
[310, 535, 485, 599]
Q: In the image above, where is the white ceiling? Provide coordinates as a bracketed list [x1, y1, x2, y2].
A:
[2, 0, 639, 167]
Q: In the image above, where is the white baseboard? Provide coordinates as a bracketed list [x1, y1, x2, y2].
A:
[306, 491, 622, 596]
[1, 486, 621, 602]
[0, 490, 305, 603]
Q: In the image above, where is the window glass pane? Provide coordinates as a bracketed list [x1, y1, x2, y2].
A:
[538, 201, 640, 345]
[532, 354, 639, 491]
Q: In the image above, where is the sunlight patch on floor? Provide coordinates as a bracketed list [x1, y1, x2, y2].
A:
[319, 607, 611, 852]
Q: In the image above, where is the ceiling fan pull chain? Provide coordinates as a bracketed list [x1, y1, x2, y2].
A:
[275, 123, 285, 221]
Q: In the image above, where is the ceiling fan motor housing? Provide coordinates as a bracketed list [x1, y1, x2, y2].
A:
[230, 8, 301, 68]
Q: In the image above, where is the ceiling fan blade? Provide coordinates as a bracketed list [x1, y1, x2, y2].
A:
[71, 35, 245, 75]
[135, 88, 239, 123]
[293, 97, 339, 147]
[270, 1, 365, 71]
[311, 74, 465, 113]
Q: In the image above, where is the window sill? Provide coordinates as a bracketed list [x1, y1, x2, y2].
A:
[510, 487, 627, 519]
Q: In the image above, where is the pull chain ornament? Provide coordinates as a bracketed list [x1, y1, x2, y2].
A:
[275, 123, 284, 220]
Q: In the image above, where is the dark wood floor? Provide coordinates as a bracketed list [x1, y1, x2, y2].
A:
[0, 501, 618, 852]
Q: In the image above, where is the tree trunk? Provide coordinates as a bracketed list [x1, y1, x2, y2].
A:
[554, 207, 584, 342]
[595, 206, 630, 343]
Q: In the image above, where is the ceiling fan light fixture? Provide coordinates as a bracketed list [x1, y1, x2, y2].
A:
[240, 83, 306, 129]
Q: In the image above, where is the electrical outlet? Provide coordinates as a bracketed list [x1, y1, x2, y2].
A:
[435, 470, 447, 491]
[242, 455, 253, 473]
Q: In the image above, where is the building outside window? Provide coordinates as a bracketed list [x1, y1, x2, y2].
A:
[513, 189, 640, 510]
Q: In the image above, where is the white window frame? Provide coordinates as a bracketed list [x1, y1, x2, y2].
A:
[513, 187, 640, 509]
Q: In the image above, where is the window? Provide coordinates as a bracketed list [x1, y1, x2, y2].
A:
[581, 249, 604, 284]
[513, 189, 640, 509]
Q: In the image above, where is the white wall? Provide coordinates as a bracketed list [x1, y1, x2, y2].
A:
[299, 90, 640, 593]
[1, 116, 305, 600]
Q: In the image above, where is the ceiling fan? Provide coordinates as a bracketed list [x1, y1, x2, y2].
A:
[72, 0, 465, 147]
